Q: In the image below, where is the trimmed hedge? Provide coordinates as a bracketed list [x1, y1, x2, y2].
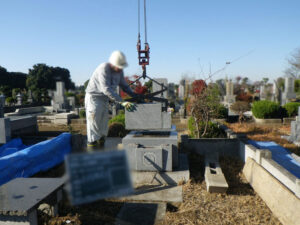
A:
[252, 100, 285, 119]
[283, 102, 300, 117]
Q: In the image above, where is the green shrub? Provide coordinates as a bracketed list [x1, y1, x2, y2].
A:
[283, 102, 300, 117]
[215, 104, 228, 119]
[109, 111, 125, 126]
[188, 117, 225, 138]
[108, 122, 127, 137]
[65, 92, 75, 97]
[252, 100, 282, 119]
[79, 109, 86, 118]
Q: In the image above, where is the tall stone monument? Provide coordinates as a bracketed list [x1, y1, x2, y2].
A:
[259, 85, 267, 100]
[272, 82, 280, 102]
[53, 81, 69, 112]
[281, 75, 296, 105]
[178, 84, 185, 99]
[223, 79, 235, 106]
[16, 93, 23, 106]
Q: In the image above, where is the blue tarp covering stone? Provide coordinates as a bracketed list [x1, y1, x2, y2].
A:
[0, 133, 72, 186]
[248, 140, 300, 178]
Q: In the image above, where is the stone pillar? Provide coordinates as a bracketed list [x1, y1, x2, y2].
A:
[178, 84, 185, 99]
[27, 90, 33, 103]
[53, 81, 68, 111]
[281, 75, 296, 105]
[224, 79, 235, 106]
[260, 85, 266, 100]
[16, 93, 23, 105]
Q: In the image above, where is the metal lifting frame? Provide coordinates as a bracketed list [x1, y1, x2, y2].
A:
[130, 0, 168, 104]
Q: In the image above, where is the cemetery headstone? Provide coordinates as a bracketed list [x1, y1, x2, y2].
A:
[65, 150, 133, 205]
[16, 93, 23, 105]
[260, 85, 267, 100]
[223, 79, 235, 106]
[178, 84, 185, 99]
[53, 81, 69, 111]
[27, 90, 33, 103]
[281, 75, 296, 105]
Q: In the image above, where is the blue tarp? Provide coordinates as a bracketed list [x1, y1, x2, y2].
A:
[248, 140, 300, 178]
[0, 133, 72, 186]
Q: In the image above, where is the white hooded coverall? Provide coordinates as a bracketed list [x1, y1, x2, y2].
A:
[85, 63, 134, 142]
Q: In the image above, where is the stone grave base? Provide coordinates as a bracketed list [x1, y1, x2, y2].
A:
[130, 154, 189, 186]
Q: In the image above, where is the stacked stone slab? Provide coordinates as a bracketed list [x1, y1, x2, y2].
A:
[123, 103, 178, 172]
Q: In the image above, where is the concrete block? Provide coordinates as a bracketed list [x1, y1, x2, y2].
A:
[123, 129, 178, 168]
[0, 178, 64, 225]
[125, 103, 171, 130]
[9, 116, 37, 136]
[243, 158, 300, 225]
[204, 153, 228, 193]
[0, 118, 11, 144]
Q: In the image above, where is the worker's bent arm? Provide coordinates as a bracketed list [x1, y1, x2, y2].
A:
[98, 70, 123, 103]
[119, 73, 136, 97]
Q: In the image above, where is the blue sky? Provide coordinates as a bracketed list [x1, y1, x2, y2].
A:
[0, 0, 300, 85]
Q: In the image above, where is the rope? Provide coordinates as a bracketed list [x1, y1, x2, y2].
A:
[144, 0, 147, 43]
[138, 0, 140, 35]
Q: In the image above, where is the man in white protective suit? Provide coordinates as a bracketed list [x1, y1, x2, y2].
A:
[85, 50, 137, 150]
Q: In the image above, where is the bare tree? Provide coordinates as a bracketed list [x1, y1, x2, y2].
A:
[190, 85, 221, 138]
[285, 48, 300, 78]
[230, 101, 251, 123]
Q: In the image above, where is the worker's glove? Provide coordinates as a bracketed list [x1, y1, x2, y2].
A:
[121, 101, 136, 112]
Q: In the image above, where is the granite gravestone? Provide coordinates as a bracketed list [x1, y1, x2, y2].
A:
[16, 93, 23, 105]
[65, 151, 133, 205]
[53, 81, 69, 111]
[223, 79, 235, 106]
[178, 84, 185, 99]
[281, 75, 296, 105]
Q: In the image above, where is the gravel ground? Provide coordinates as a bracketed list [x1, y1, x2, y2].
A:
[158, 154, 281, 225]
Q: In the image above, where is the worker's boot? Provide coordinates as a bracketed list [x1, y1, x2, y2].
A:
[97, 136, 106, 147]
[87, 141, 98, 152]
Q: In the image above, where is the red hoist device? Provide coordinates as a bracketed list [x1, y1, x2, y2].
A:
[137, 0, 150, 79]
[129, 0, 168, 103]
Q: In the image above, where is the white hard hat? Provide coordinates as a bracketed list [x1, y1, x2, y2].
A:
[109, 50, 128, 69]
